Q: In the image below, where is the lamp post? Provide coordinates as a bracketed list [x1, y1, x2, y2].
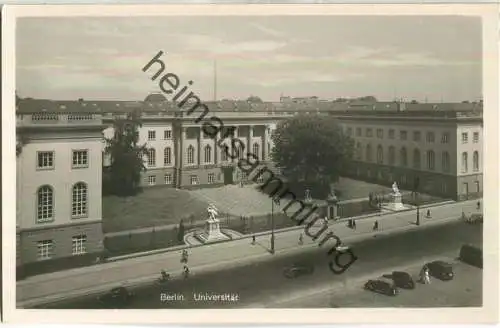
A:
[414, 176, 420, 226]
[271, 196, 280, 254]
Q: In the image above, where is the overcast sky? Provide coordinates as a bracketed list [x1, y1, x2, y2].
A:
[16, 16, 482, 102]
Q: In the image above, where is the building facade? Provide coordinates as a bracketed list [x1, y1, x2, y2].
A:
[333, 102, 483, 200]
[16, 108, 106, 272]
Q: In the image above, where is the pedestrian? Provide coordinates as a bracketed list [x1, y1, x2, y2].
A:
[252, 235, 256, 245]
[183, 265, 190, 279]
[426, 209, 431, 218]
[352, 219, 357, 230]
[477, 201, 481, 210]
[298, 233, 303, 245]
[348, 219, 353, 229]
[373, 220, 379, 231]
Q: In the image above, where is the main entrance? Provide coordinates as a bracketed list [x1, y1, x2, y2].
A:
[223, 166, 235, 185]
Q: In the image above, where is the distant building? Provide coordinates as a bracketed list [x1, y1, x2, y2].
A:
[332, 101, 483, 200]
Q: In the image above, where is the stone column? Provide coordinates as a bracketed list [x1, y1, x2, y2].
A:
[263, 125, 269, 160]
[174, 123, 185, 188]
[247, 125, 253, 159]
[197, 127, 201, 165]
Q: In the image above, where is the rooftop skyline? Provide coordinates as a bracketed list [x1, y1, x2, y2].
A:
[17, 16, 482, 102]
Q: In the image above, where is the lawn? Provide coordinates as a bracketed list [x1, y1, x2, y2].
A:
[102, 186, 209, 233]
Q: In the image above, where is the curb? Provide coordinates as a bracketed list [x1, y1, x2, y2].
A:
[18, 214, 462, 308]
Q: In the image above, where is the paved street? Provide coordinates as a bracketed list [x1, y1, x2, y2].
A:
[35, 219, 482, 309]
[17, 199, 481, 307]
[272, 261, 482, 308]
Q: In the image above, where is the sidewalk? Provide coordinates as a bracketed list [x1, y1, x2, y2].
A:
[17, 199, 480, 307]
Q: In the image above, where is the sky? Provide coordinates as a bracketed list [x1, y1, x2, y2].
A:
[16, 16, 482, 102]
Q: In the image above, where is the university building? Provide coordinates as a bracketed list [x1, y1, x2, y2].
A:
[16, 101, 106, 274]
[331, 101, 483, 200]
[15, 95, 482, 270]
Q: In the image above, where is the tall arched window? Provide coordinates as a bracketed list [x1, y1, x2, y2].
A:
[377, 145, 383, 164]
[427, 150, 435, 170]
[252, 143, 260, 160]
[413, 149, 421, 169]
[221, 147, 228, 162]
[147, 148, 156, 167]
[72, 182, 88, 218]
[356, 142, 362, 160]
[473, 151, 479, 171]
[37, 185, 54, 223]
[461, 152, 468, 173]
[238, 144, 245, 160]
[164, 147, 171, 166]
[187, 145, 195, 164]
[442, 151, 450, 172]
[204, 145, 212, 163]
[388, 146, 395, 165]
[400, 147, 407, 166]
[365, 144, 372, 162]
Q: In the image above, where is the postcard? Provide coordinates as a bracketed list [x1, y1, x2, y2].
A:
[2, 3, 499, 325]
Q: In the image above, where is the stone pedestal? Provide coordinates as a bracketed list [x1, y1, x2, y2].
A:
[198, 218, 230, 243]
[387, 192, 406, 211]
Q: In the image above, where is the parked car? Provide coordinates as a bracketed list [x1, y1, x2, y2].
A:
[459, 244, 483, 268]
[391, 271, 415, 289]
[364, 279, 398, 296]
[283, 263, 314, 279]
[465, 213, 483, 224]
[97, 287, 134, 308]
[425, 261, 454, 281]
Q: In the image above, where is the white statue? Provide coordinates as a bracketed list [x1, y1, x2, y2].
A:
[392, 181, 400, 195]
[207, 204, 218, 222]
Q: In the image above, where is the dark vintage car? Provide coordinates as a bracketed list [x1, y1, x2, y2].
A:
[391, 271, 415, 289]
[425, 261, 454, 281]
[97, 287, 135, 308]
[283, 263, 315, 279]
[364, 279, 398, 296]
[465, 213, 483, 224]
[459, 244, 483, 269]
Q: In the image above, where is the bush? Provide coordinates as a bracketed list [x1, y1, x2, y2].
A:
[459, 244, 483, 268]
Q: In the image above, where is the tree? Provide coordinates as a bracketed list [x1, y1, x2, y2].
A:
[104, 110, 148, 196]
[271, 114, 354, 197]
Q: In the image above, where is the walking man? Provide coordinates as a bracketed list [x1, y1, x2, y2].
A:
[183, 265, 190, 279]
[426, 209, 431, 218]
[298, 233, 304, 245]
[373, 220, 379, 231]
[252, 235, 256, 245]
[352, 219, 357, 230]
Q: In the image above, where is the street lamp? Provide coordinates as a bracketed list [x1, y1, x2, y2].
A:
[271, 196, 280, 254]
[414, 176, 420, 226]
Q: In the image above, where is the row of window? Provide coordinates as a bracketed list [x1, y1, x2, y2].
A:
[148, 130, 172, 141]
[37, 150, 89, 170]
[36, 183, 88, 223]
[355, 144, 480, 173]
[37, 235, 87, 260]
[145, 143, 267, 167]
[147, 171, 266, 186]
[347, 128, 480, 144]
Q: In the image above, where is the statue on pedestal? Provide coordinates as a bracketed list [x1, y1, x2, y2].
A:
[207, 204, 218, 222]
[391, 181, 400, 195]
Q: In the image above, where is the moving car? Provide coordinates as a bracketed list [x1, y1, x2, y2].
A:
[391, 271, 415, 289]
[364, 279, 398, 296]
[283, 263, 314, 279]
[97, 287, 134, 308]
[425, 261, 454, 281]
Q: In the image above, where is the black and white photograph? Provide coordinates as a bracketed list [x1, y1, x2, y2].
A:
[2, 4, 499, 325]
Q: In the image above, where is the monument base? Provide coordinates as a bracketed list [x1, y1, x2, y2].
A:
[197, 219, 231, 243]
[380, 192, 412, 212]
